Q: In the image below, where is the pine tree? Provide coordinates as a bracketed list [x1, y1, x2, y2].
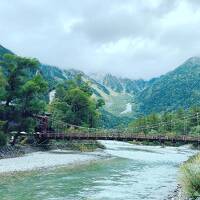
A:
[0, 54, 48, 134]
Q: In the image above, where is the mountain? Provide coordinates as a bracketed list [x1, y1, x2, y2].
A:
[41, 58, 200, 118]
[1, 44, 200, 125]
[0, 45, 13, 60]
[38, 65, 141, 118]
[90, 58, 200, 117]
[90, 73, 150, 118]
[102, 74, 147, 94]
[40, 65, 88, 90]
[0, 45, 109, 96]
[137, 57, 200, 114]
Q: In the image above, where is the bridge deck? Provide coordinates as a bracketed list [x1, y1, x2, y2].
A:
[36, 132, 200, 144]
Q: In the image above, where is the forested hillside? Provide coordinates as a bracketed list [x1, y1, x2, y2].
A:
[137, 57, 200, 114]
[1, 44, 200, 128]
[0, 45, 13, 60]
[129, 106, 200, 136]
[0, 45, 128, 128]
[0, 54, 106, 147]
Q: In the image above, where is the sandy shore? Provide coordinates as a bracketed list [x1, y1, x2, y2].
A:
[0, 149, 108, 173]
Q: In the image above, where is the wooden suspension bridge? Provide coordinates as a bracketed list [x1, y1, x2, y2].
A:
[35, 132, 200, 144]
[31, 114, 200, 145]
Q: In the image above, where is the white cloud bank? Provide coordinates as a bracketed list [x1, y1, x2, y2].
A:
[0, 0, 200, 79]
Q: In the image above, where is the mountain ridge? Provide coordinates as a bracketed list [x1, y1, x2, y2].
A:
[1, 44, 200, 121]
[137, 56, 200, 114]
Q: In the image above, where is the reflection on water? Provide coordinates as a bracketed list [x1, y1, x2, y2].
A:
[0, 141, 197, 200]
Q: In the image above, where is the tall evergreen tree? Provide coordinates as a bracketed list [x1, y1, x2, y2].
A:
[0, 54, 48, 134]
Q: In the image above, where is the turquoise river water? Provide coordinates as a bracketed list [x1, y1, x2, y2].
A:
[0, 141, 197, 200]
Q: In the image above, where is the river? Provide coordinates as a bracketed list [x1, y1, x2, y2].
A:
[0, 141, 197, 200]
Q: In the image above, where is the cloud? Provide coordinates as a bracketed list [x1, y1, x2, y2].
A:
[0, 0, 200, 79]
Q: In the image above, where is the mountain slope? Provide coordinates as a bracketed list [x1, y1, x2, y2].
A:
[137, 57, 200, 114]
[0, 45, 109, 97]
[91, 73, 149, 117]
[1, 44, 200, 123]
[102, 74, 147, 94]
[0, 45, 13, 60]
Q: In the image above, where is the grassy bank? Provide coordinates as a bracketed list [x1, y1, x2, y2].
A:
[14, 134, 106, 152]
[180, 153, 200, 199]
[63, 140, 105, 152]
[47, 140, 106, 152]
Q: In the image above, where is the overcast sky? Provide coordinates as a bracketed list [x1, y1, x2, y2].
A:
[0, 0, 200, 79]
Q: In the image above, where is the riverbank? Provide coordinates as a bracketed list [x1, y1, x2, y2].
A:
[0, 140, 105, 160]
[0, 145, 45, 159]
[0, 148, 110, 174]
[166, 153, 200, 200]
[179, 153, 200, 199]
[0, 140, 108, 174]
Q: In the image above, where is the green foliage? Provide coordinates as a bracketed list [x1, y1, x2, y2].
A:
[148, 129, 158, 135]
[190, 125, 200, 135]
[0, 68, 6, 100]
[98, 108, 131, 128]
[39, 64, 110, 98]
[180, 153, 200, 199]
[2, 44, 200, 131]
[40, 64, 67, 90]
[138, 57, 200, 114]
[0, 54, 48, 133]
[0, 45, 13, 60]
[96, 99, 105, 108]
[49, 75, 103, 128]
[129, 106, 200, 136]
[0, 132, 7, 146]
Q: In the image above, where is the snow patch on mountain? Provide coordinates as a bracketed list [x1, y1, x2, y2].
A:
[120, 103, 132, 115]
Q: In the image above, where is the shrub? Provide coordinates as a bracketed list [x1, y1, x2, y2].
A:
[0, 132, 7, 146]
[148, 129, 158, 135]
[180, 153, 200, 199]
[190, 125, 200, 135]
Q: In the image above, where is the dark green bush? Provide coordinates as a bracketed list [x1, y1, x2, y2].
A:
[0, 132, 7, 146]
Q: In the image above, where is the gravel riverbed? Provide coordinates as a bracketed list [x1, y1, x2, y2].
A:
[0, 148, 109, 173]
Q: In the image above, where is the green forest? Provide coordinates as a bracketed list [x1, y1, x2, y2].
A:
[0, 54, 104, 146]
[1, 53, 200, 147]
[129, 107, 200, 136]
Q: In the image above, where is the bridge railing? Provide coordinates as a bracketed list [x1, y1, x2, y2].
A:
[37, 113, 200, 142]
[37, 131, 200, 143]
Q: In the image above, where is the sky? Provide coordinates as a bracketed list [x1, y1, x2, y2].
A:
[0, 0, 200, 79]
